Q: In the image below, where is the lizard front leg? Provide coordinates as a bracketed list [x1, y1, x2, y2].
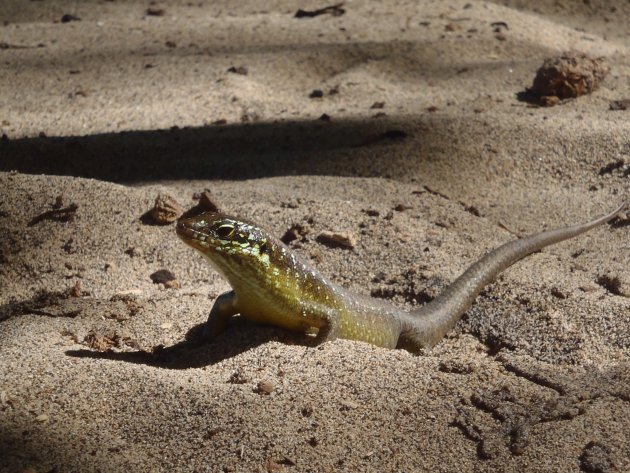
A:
[203, 290, 238, 339]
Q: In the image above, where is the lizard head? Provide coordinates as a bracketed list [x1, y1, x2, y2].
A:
[176, 212, 274, 283]
[177, 211, 335, 322]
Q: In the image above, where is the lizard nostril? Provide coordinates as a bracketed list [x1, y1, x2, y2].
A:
[176, 220, 194, 238]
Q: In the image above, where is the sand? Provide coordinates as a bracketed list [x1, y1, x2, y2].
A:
[1, 1, 629, 472]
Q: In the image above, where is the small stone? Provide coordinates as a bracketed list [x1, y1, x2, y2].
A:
[339, 399, 359, 410]
[580, 441, 614, 473]
[199, 190, 220, 212]
[255, 379, 276, 395]
[609, 99, 630, 111]
[281, 223, 309, 244]
[53, 195, 64, 209]
[146, 7, 165, 16]
[595, 274, 624, 296]
[149, 269, 176, 284]
[62, 238, 75, 254]
[69, 281, 82, 298]
[150, 193, 183, 224]
[125, 247, 143, 258]
[530, 52, 609, 100]
[228, 370, 250, 385]
[394, 203, 412, 211]
[550, 287, 567, 299]
[150, 269, 178, 285]
[309, 89, 324, 98]
[227, 66, 248, 75]
[36, 414, 49, 422]
[265, 458, 284, 472]
[61, 14, 80, 23]
[316, 231, 356, 250]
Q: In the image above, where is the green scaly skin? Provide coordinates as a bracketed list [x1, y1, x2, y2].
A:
[176, 202, 626, 353]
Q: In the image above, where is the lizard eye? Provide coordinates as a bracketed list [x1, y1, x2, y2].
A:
[215, 224, 234, 239]
[259, 242, 268, 254]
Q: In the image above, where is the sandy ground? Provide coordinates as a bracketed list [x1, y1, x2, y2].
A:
[1, 1, 629, 472]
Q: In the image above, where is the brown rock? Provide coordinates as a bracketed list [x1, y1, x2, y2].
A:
[150, 193, 183, 224]
[255, 379, 276, 395]
[530, 52, 609, 100]
[199, 190, 221, 212]
[150, 269, 180, 289]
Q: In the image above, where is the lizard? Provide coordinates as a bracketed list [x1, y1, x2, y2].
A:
[176, 202, 626, 353]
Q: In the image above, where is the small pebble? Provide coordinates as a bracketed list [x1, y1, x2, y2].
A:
[255, 379, 276, 395]
[150, 193, 183, 224]
[316, 231, 356, 250]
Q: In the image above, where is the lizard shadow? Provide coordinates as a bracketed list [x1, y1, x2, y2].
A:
[0, 118, 415, 182]
[65, 319, 306, 369]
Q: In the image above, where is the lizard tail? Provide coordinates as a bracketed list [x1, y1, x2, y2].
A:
[401, 201, 626, 350]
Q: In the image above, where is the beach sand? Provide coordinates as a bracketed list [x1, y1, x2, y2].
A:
[1, 1, 629, 471]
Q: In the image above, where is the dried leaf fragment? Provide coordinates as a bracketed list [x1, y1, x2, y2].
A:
[29, 203, 78, 226]
[83, 330, 120, 351]
[295, 3, 345, 18]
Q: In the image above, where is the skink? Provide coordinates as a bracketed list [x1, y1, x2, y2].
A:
[176, 202, 626, 352]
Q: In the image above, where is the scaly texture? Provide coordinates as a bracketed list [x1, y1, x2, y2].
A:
[176, 202, 626, 353]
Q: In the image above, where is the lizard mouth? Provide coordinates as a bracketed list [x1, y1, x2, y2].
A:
[176, 219, 214, 250]
[175, 219, 195, 239]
